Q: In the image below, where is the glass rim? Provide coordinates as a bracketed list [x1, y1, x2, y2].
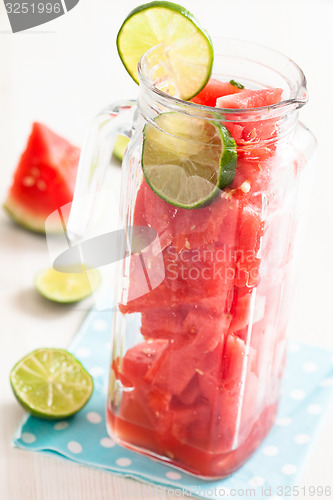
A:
[137, 37, 308, 118]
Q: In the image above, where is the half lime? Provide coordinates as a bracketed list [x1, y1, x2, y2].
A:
[142, 112, 237, 209]
[116, 1, 213, 100]
[34, 267, 101, 304]
[10, 348, 93, 419]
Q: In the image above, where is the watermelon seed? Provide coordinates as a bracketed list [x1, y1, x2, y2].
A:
[31, 167, 40, 177]
[22, 176, 35, 187]
[37, 180, 47, 191]
[240, 181, 251, 193]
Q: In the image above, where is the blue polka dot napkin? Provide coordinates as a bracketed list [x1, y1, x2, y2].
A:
[13, 310, 333, 499]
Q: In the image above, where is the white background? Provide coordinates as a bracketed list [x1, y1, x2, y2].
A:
[0, 0, 332, 498]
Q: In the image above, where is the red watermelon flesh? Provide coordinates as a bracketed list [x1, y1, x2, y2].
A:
[144, 311, 230, 395]
[135, 176, 265, 253]
[113, 83, 287, 476]
[120, 240, 236, 313]
[228, 155, 273, 194]
[194, 334, 247, 452]
[115, 390, 162, 450]
[159, 402, 212, 450]
[141, 306, 187, 339]
[221, 334, 247, 390]
[229, 289, 253, 333]
[3, 122, 80, 233]
[119, 339, 168, 386]
[191, 78, 243, 107]
[176, 373, 201, 406]
[216, 88, 283, 110]
[134, 179, 236, 252]
[216, 88, 283, 155]
[141, 302, 232, 343]
[121, 189, 264, 313]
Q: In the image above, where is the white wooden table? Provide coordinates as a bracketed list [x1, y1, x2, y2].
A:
[1, 0, 332, 498]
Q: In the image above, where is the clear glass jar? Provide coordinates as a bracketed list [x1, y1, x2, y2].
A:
[68, 38, 316, 479]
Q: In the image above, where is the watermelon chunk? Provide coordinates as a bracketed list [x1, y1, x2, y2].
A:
[216, 88, 283, 155]
[120, 241, 236, 313]
[118, 389, 155, 429]
[191, 79, 243, 107]
[229, 155, 273, 194]
[3, 123, 80, 233]
[134, 179, 236, 252]
[160, 403, 212, 449]
[216, 88, 283, 109]
[119, 339, 168, 386]
[141, 306, 186, 339]
[121, 182, 264, 313]
[229, 289, 253, 334]
[144, 311, 231, 395]
[193, 334, 248, 453]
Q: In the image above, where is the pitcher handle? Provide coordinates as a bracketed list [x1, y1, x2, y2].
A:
[67, 100, 137, 242]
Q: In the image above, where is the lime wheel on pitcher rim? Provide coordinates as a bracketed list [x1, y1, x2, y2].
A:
[116, 1, 214, 100]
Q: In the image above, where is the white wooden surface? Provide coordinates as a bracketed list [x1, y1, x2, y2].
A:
[0, 0, 332, 498]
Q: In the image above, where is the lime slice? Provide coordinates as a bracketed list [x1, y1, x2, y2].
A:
[142, 112, 237, 209]
[116, 1, 213, 100]
[34, 268, 101, 303]
[10, 348, 93, 419]
[113, 134, 130, 162]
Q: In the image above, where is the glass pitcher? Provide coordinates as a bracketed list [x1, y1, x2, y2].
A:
[67, 38, 316, 479]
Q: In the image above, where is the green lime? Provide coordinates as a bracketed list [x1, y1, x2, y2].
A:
[141, 112, 237, 209]
[116, 1, 213, 100]
[113, 134, 130, 162]
[34, 267, 101, 303]
[10, 348, 93, 419]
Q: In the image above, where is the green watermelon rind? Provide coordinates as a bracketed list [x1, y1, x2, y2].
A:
[3, 196, 62, 235]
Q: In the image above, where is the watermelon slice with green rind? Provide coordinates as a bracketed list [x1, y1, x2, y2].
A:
[3, 123, 80, 233]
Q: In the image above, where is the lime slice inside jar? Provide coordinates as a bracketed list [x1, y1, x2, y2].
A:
[142, 112, 237, 209]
